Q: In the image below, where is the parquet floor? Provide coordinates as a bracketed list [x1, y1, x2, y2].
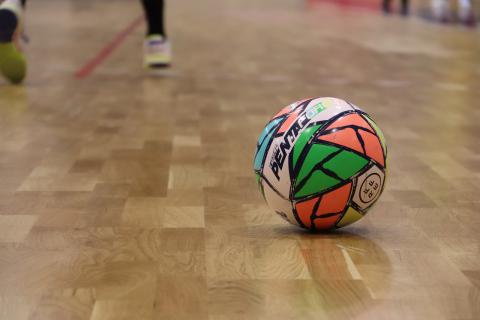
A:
[0, 0, 479, 319]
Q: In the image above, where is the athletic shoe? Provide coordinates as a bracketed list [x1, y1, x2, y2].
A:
[0, 0, 26, 84]
[143, 34, 171, 69]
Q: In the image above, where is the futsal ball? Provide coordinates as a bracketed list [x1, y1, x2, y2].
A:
[253, 97, 387, 231]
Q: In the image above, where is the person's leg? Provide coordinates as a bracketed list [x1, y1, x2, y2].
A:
[141, 0, 165, 37]
[432, 0, 448, 21]
[382, 0, 391, 14]
[0, 0, 23, 43]
[0, 0, 27, 84]
[441, 0, 452, 22]
[458, 0, 476, 26]
[141, 0, 171, 69]
[401, 0, 409, 15]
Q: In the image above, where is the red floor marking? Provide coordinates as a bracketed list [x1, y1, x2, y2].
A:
[75, 15, 144, 79]
[307, 0, 380, 12]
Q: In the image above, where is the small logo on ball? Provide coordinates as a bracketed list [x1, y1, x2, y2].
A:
[360, 173, 382, 204]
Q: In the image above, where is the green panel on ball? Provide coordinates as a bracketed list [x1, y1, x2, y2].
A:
[255, 172, 261, 184]
[294, 170, 340, 198]
[296, 144, 340, 186]
[292, 124, 322, 169]
[323, 150, 369, 180]
[255, 173, 265, 200]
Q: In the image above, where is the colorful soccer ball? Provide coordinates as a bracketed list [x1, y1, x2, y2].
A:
[253, 97, 387, 231]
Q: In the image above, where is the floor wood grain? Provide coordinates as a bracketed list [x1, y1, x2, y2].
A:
[0, 0, 479, 319]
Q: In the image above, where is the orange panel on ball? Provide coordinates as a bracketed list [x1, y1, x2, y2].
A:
[317, 128, 363, 154]
[295, 196, 319, 228]
[327, 113, 373, 131]
[358, 130, 385, 167]
[277, 109, 301, 134]
[315, 182, 352, 216]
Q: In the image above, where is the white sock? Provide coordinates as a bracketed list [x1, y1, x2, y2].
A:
[0, 0, 22, 17]
[1, 0, 22, 9]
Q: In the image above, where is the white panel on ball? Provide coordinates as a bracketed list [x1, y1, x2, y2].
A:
[262, 181, 298, 226]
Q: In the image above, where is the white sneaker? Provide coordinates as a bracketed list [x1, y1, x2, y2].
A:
[143, 34, 171, 69]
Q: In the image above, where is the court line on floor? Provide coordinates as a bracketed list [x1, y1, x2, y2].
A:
[340, 247, 362, 280]
[307, 0, 379, 12]
[75, 15, 144, 79]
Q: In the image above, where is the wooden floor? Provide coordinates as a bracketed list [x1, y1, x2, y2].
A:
[0, 0, 479, 319]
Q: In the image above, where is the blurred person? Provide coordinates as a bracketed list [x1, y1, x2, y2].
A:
[0, 0, 171, 84]
[382, 0, 409, 16]
[431, 0, 476, 25]
[457, 0, 476, 26]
